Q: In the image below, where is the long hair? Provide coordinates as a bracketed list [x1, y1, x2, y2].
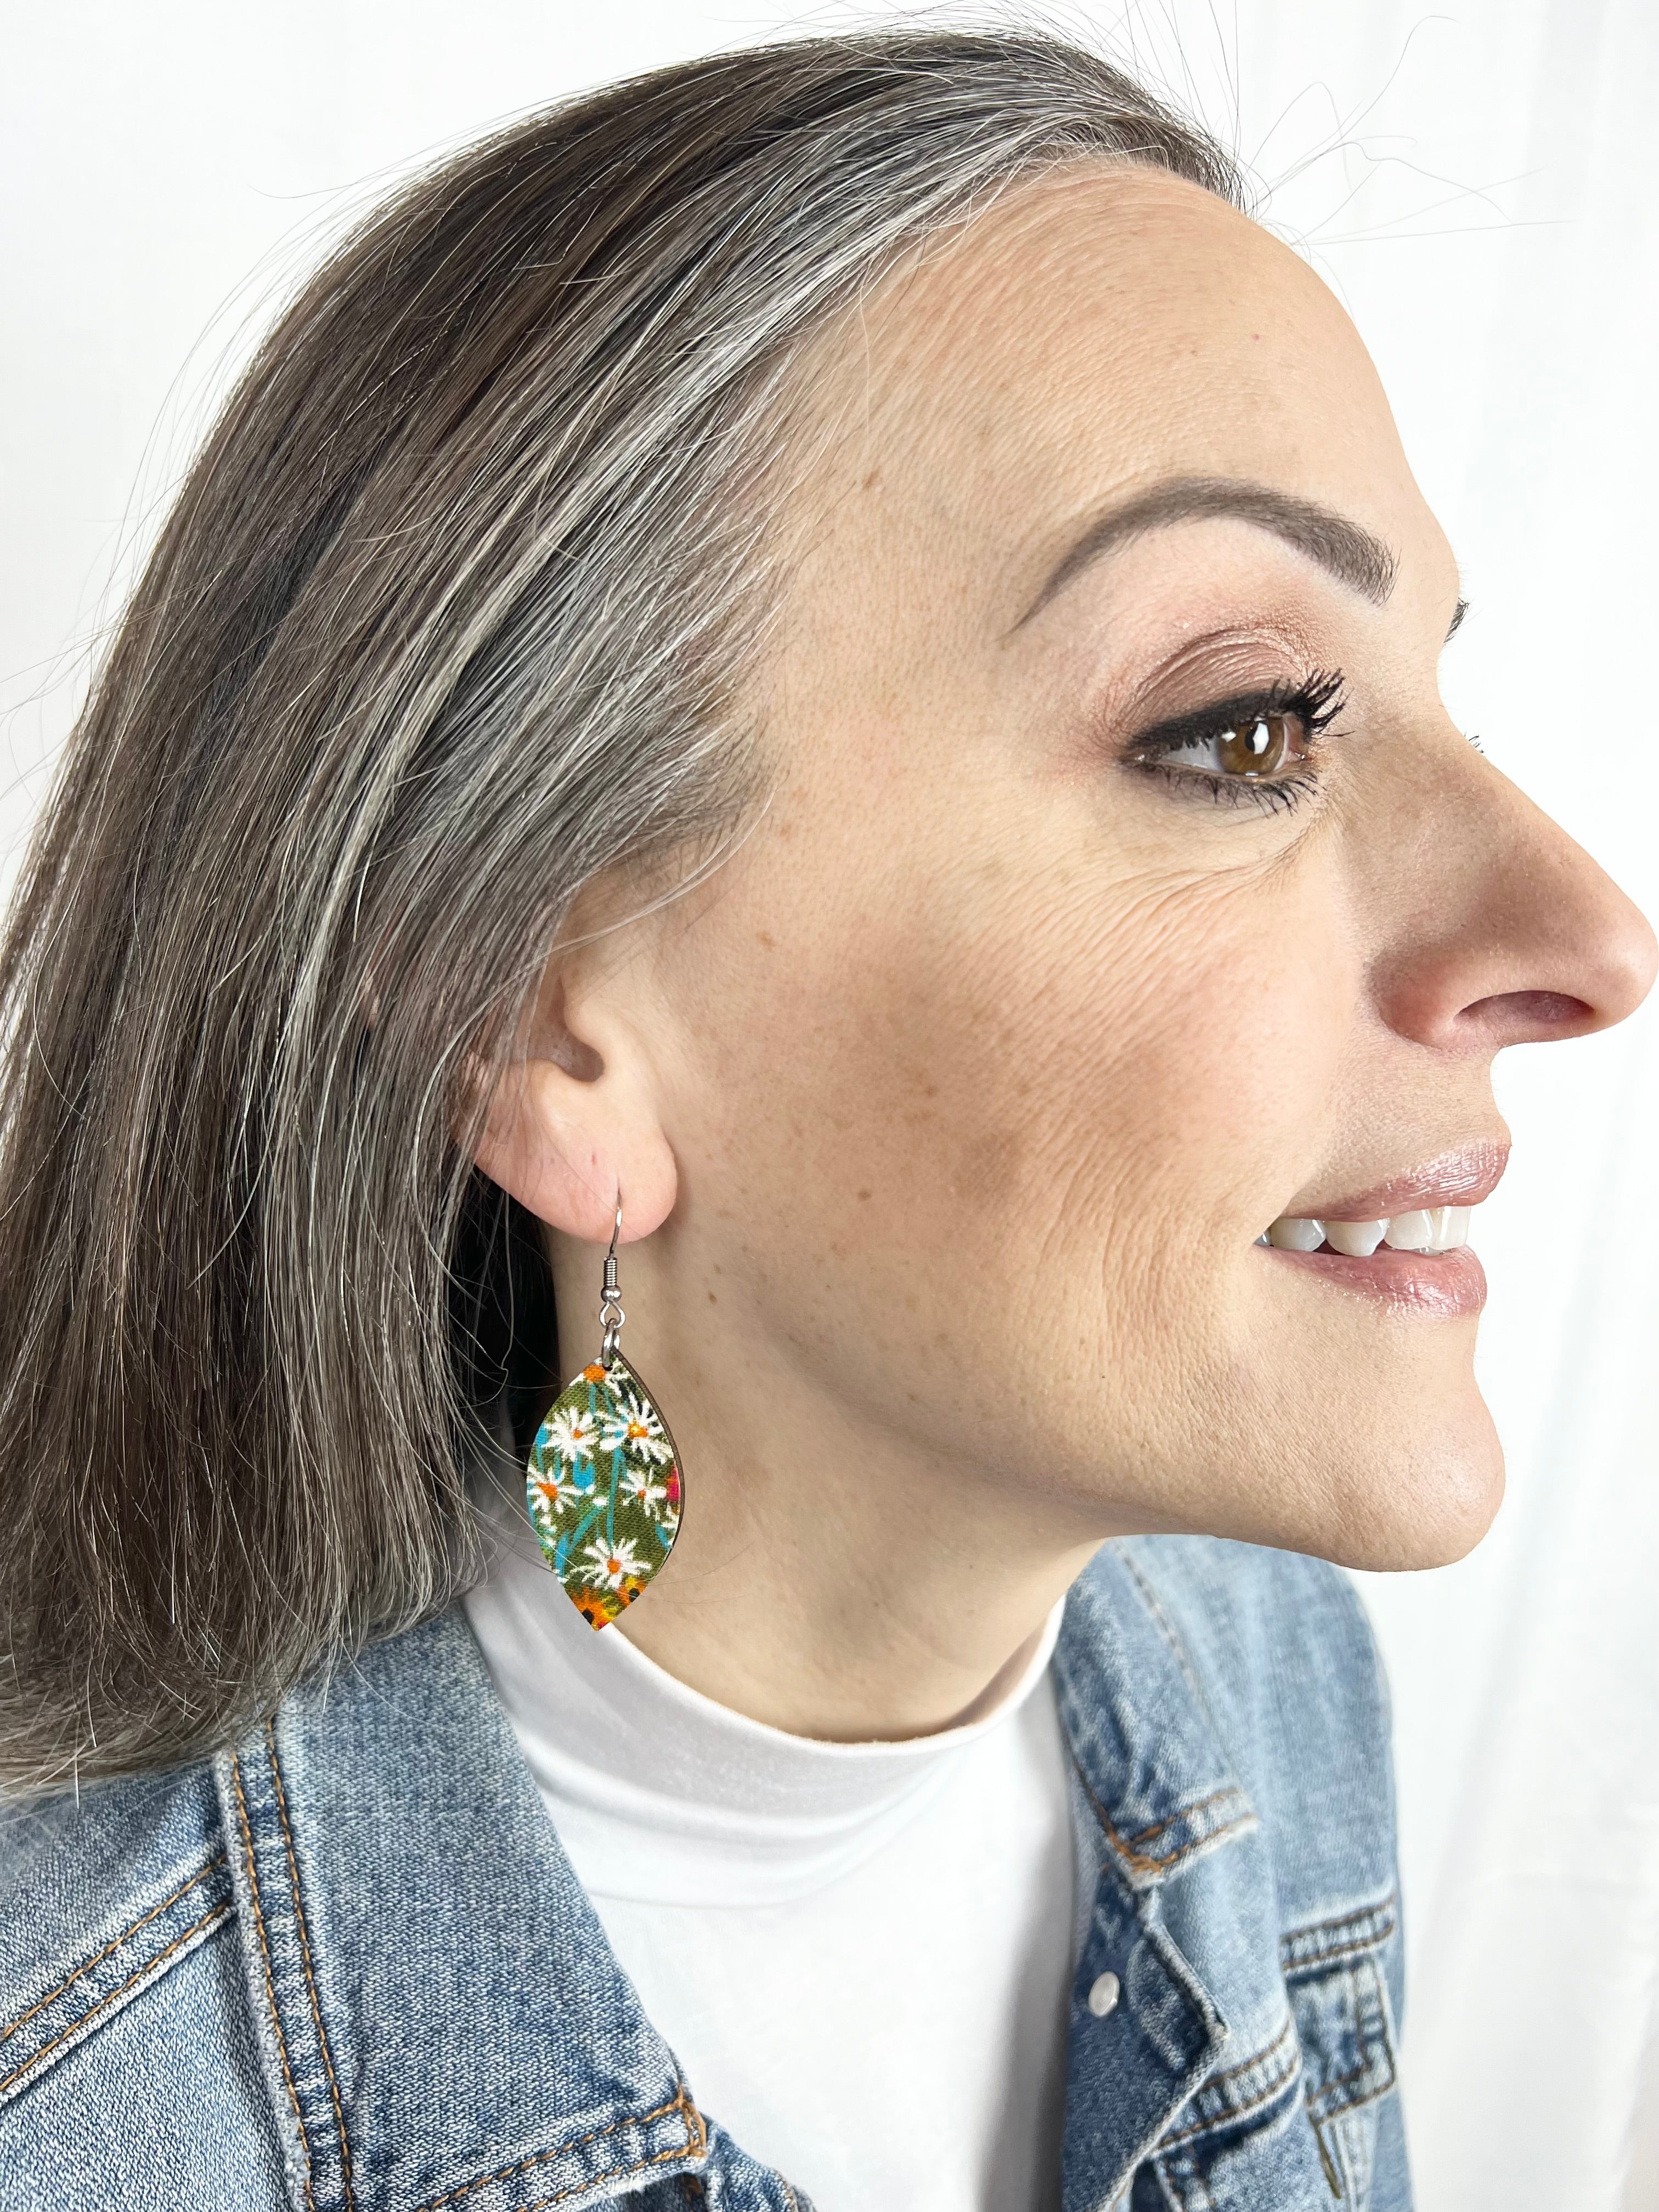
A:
[0, 25, 1243, 1797]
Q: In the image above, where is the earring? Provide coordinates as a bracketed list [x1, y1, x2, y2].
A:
[524, 1198, 683, 1630]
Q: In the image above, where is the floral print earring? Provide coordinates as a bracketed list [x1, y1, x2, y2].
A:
[524, 1198, 682, 1629]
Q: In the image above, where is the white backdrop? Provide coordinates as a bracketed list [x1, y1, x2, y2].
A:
[4, 4, 1655, 2204]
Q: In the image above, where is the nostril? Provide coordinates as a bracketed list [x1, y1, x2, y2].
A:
[1460, 989, 1594, 1036]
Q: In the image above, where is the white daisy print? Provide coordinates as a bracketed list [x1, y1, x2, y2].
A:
[546, 1404, 597, 1464]
[617, 1463, 668, 1516]
[531, 1466, 586, 1519]
[580, 1535, 646, 1590]
[598, 1391, 671, 1464]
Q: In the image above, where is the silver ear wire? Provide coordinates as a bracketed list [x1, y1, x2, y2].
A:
[599, 1193, 625, 1362]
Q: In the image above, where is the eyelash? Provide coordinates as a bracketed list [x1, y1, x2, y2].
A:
[1124, 668, 1350, 816]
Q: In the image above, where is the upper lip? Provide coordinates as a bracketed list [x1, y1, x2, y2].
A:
[1285, 1139, 1510, 1222]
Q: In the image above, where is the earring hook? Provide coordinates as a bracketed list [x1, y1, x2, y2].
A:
[599, 1189, 625, 1363]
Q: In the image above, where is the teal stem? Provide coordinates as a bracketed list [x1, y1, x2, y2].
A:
[555, 1499, 602, 1577]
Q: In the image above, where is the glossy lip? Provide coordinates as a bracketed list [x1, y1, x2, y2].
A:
[1253, 1138, 1506, 1319]
[1285, 1138, 1509, 1224]
[1262, 1242, 1487, 1318]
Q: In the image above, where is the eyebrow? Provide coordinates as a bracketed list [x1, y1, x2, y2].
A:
[1012, 475, 1401, 631]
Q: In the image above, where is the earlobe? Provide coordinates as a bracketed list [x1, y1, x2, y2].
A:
[468, 1048, 677, 1245]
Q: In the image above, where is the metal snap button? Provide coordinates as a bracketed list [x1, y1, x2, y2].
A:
[1087, 1971, 1121, 2018]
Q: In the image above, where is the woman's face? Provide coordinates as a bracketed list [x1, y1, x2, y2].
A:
[524, 165, 1654, 1581]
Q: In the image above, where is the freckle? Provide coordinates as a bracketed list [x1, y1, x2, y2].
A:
[777, 820, 795, 842]
[708, 1291, 718, 1304]
[856, 1187, 872, 1201]
[862, 467, 879, 490]
[757, 930, 776, 950]
[923, 1084, 938, 1099]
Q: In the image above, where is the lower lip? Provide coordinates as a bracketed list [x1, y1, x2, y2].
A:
[1260, 1243, 1488, 1318]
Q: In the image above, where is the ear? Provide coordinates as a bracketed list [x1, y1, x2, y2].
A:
[467, 962, 677, 1245]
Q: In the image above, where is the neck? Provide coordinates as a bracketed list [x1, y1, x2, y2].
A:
[547, 1246, 1102, 1740]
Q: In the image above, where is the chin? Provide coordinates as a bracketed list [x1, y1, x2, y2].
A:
[1307, 1408, 1508, 1573]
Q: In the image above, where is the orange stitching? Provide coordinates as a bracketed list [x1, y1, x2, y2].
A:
[0, 1900, 230, 2098]
[232, 1754, 317, 2212]
[413, 2083, 706, 2212]
[265, 1723, 356, 2210]
[1196, 2015, 1297, 2097]
[1283, 1925, 1397, 1976]
[1127, 1787, 1250, 1850]
[1313, 2120, 1344, 2198]
[1285, 1895, 1398, 1947]
[516, 2126, 708, 2212]
[1069, 1748, 1252, 1876]
[1307, 2041, 1396, 2107]
[1155, 2018, 1300, 2148]
[0, 1855, 226, 2047]
[1304, 1960, 1397, 2118]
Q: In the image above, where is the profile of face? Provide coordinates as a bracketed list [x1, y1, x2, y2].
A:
[477, 166, 1654, 1717]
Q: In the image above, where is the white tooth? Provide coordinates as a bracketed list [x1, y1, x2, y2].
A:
[1384, 1210, 1435, 1252]
[1324, 1218, 1388, 1257]
[1417, 1206, 1470, 1252]
[1268, 1216, 1326, 1251]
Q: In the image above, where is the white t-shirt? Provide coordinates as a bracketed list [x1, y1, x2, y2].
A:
[462, 1494, 1077, 2212]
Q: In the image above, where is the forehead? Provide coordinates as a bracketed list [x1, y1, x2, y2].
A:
[786, 163, 1427, 603]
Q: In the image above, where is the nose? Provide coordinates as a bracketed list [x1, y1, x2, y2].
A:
[1365, 737, 1657, 1056]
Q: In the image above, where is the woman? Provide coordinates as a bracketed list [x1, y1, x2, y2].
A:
[0, 25, 1650, 2212]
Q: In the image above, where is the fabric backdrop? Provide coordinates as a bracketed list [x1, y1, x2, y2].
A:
[4, 4, 1655, 2203]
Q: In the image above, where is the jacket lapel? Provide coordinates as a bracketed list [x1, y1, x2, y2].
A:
[215, 1609, 708, 2212]
[1054, 1544, 1259, 2212]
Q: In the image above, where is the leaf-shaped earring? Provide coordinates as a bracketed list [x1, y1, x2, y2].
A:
[524, 1198, 682, 1630]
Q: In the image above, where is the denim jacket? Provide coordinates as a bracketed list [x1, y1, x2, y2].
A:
[0, 1537, 1409, 2212]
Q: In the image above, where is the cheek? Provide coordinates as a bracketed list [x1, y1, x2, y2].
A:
[665, 794, 1353, 1407]
[1031, 870, 1353, 1231]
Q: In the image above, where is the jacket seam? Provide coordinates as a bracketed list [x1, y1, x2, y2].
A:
[1115, 1548, 1211, 1709]
[1282, 1922, 1397, 1977]
[266, 1722, 357, 2211]
[1126, 1787, 1246, 1850]
[1303, 1957, 1397, 2121]
[232, 1751, 317, 2212]
[1068, 1748, 1254, 1877]
[1309, 2042, 1393, 2104]
[1279, 1893, 1398, 1975]
[412, 2082, 707, 2212]
[0, 1853, 227, 2047]
[1155, 2016, 1301, 2149]
[1284, 1895, 1396, 1944]
[0, 1898, 231, 2098]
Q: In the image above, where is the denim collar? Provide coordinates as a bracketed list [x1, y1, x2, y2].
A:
[213, 1541, 1257, 2212]
[215, 1610, 707, 2212]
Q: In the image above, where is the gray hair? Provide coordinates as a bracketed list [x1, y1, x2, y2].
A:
[0, 24, 1244, 1797]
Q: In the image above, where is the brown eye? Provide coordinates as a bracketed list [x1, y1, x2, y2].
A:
[1215, 713, 1294, 777]
[1133, 679, 1342, 806]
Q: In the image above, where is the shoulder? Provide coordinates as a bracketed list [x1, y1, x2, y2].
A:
[1096, 1534, 1397, 1910]
[0, 1763, 286, 2209]
[1111, 1533, 1389, 1731]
